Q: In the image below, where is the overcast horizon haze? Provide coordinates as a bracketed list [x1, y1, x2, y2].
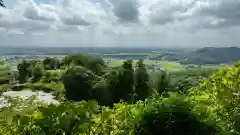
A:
[0, 0, 240, 48]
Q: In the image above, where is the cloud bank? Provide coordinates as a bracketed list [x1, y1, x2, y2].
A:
[0, 0, 240, 47]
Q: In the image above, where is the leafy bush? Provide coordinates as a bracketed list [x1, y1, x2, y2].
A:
[0, 63, 12, 85]
[0, 98, 99, 135]
[197, 66, 240, 133]
[0, 92, 225, 135]
[134, 93, 218, 135]
[43, 70, 64, 83]
[29, 82, 64, 93]
[61, 54, 105, 75]
[0, 84, 10, 94]
[31, 64, 45, 82]
[43, 57, 60, 70]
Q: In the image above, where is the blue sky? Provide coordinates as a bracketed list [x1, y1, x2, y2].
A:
[40, 0, 55, 4]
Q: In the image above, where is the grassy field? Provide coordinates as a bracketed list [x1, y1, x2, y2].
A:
[144, 60, 186, 72]
[106, 59, 186, 72]
[102, 53, 151, 56]
[105, 59, 227, 72]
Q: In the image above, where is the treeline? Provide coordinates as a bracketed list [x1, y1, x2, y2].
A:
[1, 53, 238, 135]
[6, 54, 176, 106]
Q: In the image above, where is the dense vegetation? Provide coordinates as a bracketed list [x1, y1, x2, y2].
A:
[0, 52, 240, 134]
[0, 62, 12, 84]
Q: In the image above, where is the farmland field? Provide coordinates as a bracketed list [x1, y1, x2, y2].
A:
[144, 60, 186, 71]
[106, 59, 186, 71]
[105, 59, 224, 72]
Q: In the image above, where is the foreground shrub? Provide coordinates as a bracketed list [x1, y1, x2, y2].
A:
[0, 93, 229, 135]
[0, 99, 99, 135]
[196, 66, 240, 133]
[134, 93, 218, 135]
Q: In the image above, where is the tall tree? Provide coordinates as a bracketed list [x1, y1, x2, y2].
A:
[0, 0, 5, 8]
[114, 60, 134, 103]
[43, 57, 60, 70]
[101, 69, 120, 106]
[17, 60, 34, 83]
[63, 66, 95, 101]
[157, 71, 171, 95]
[32, 64, 45, 82]
[92, 76, 112, 106]
[134, 59, 152, 102]
[61, 54, 105, 75]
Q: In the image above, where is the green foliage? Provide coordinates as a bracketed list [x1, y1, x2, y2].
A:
[114, 60, 135, 103]
[0, 84, 10, 95]
[61, 54, 105, 75]
[0, 98, 99, 135]
[198, 66, 240, 133]
[135, 93, 219, 135]
[43, 57, 60, 70]
[134, 59, 152, 102]
[173, 67, 216, 78]
[156, 71, 171, 95]
[2, 53, 240, 135]
[43, 70, 64, 83]
[31, 64, 45, 82]
[29, 82, 64, 93]
[175, 79, 193, 94]
[17, 60, 38, 83]
[0, 92, 226, 135]
[63, 66, 96, 102]
[92, 77, 112, 106]
[0, 63, 12, 85]
[234, 61, 240, 68]
[92, 60, 136, 105]
[97, 69, 120, 106]
[187, 90, 229, 134]
[168, 68, 215, 94]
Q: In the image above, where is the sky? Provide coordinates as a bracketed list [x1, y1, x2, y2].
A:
[0, 0, 240, 47]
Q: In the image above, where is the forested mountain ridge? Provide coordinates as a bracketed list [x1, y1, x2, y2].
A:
[150, 47, 240, 65]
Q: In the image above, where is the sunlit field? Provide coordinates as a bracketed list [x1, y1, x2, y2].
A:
[106, 59, 186, 71]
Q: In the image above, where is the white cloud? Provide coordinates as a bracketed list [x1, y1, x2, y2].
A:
[23, 3, 58, 22]
[0, 0, 240, 47]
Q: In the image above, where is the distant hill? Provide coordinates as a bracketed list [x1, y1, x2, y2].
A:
[150, 47, 240, 65]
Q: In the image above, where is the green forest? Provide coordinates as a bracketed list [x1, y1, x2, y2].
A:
[1, 53, 240, 135]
